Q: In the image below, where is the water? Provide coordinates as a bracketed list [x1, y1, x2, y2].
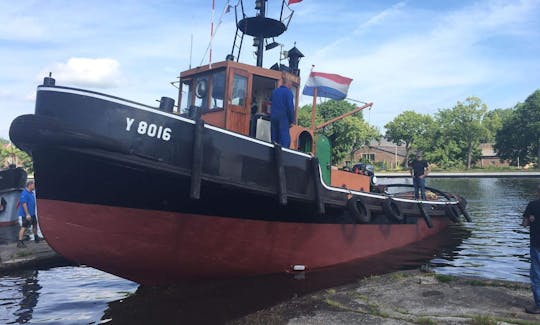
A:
[425, 177, 537, 282]
[1, 177, 538, 324]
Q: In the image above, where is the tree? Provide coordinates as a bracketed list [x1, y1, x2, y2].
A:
[298, 100, 380, 165]
[436, 97, 489, 169]
[384, 111, 433, 168]
[494, 90, 540, 166]
[0, 137, 33, 173]
[482, 108, 513, 143]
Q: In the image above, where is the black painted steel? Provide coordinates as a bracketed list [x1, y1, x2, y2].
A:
[311, 157, 325, 215]
[0, 166, 27, 194]
[273, 144, 288, 205]
[190, 118, 204, 200]
[9, 85, 465, 225]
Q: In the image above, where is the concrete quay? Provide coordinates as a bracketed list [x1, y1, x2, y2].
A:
[231, 270, 539, 325]
[0, 240, 69, 272]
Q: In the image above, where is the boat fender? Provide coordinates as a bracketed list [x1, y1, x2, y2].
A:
[0, 197, 5, 213]
[347, 197, 371, 224]
[417, 202, 433, 228]
[445, 204, 460, 223]
[456, 202, 472, 222]
[383, 198, 404, 222]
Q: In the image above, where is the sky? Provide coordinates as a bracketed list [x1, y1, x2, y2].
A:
[1, 0, 539, 139]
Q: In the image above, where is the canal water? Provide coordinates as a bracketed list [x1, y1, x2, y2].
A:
[1, 177, 538, 324]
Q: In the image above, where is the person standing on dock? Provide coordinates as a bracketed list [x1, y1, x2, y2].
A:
[17, 180, 42, 248]
[523, 184, 540, 314]
[409, 152, 430, 200]
[270, 75, 295, 148]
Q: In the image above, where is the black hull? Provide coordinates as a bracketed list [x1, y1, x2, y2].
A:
[10, 86, 464, 225]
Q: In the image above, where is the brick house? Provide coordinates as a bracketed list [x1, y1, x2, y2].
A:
[350, 139, 408, 169]
[349, 141, 508, 169]
[477, 143, 509, 168]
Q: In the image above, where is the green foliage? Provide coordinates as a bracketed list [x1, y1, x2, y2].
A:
[494, 89, 540, 167]
[0, 138, 33, 174]
[469, 315, 498, 325]
[384, 111, 433, 168]
[299, 100, 380, 165]
[435, 274, 455, 283]
[415, 317, 437, 325]
[435, 97, 489, 169]
[482, 108, 513, 143]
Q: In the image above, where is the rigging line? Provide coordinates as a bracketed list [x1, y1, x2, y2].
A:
[346, 97, 368, 105]
[200, 0, 231, 67]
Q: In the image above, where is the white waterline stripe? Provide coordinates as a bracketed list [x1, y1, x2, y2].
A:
[392, 197, 458, 205]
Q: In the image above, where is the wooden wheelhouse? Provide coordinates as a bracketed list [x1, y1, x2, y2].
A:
[177, 60, 313, 153]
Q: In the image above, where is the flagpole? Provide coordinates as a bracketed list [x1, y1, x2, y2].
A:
[310, 87, 317, 136]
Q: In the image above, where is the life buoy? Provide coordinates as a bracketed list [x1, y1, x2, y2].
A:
[347, 197, 371, 224]
[383, 198, 404, 222]
[445, 204, 460, 223]
[417, 202, 433, 228]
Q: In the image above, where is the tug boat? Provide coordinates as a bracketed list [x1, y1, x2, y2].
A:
[9, 0, 469, 285]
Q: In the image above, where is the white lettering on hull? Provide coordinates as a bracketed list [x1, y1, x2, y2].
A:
[125, 117, 171, 141]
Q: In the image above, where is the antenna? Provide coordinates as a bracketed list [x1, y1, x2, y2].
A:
[189, 34, 193, 69]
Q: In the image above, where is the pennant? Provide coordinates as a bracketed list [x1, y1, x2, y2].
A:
[288, 0, 303, 4]
[302, 71, 353, 100]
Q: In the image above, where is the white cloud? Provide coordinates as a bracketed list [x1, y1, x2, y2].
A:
[40, 58, 123, 88]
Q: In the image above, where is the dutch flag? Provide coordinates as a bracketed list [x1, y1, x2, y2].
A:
[302, 71, 353, 100]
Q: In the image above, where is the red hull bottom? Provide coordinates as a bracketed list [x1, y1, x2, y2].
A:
[39, 199, 451, 285]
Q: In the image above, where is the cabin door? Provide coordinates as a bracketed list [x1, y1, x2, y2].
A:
[226, 68, 252, 135]
[316, 134, 332, 185]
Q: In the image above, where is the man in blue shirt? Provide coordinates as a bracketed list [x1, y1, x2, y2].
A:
[17, 180, 41, 248]
[270, 76, 295, 148]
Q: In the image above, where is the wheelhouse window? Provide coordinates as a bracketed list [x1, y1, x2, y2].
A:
[231, 74, 247, 106]
[194, 76, 209, 108]
[180, 69, 226, 113]
[211, 70, 225, 109]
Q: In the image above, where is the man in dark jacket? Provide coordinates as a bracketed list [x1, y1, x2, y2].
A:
[409, 152, 430, 200]
[270, 76, 295, 148]
[523, 184, 540, 314]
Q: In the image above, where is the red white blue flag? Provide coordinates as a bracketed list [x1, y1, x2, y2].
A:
[302, 71, 353, 100]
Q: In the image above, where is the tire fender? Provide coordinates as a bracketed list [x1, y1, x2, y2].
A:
[417, 202, 433, 228]
[383, 198, 404, 222]
[347, 197, 371, 224]
[445, 204, 460, 223]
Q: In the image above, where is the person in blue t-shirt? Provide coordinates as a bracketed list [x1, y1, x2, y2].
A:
[270, 75, 295, 148]
[17, 180, 42, 248]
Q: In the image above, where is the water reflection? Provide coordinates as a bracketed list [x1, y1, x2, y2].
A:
[101, 227, 467, 324]
[0, 267, 137, 325]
